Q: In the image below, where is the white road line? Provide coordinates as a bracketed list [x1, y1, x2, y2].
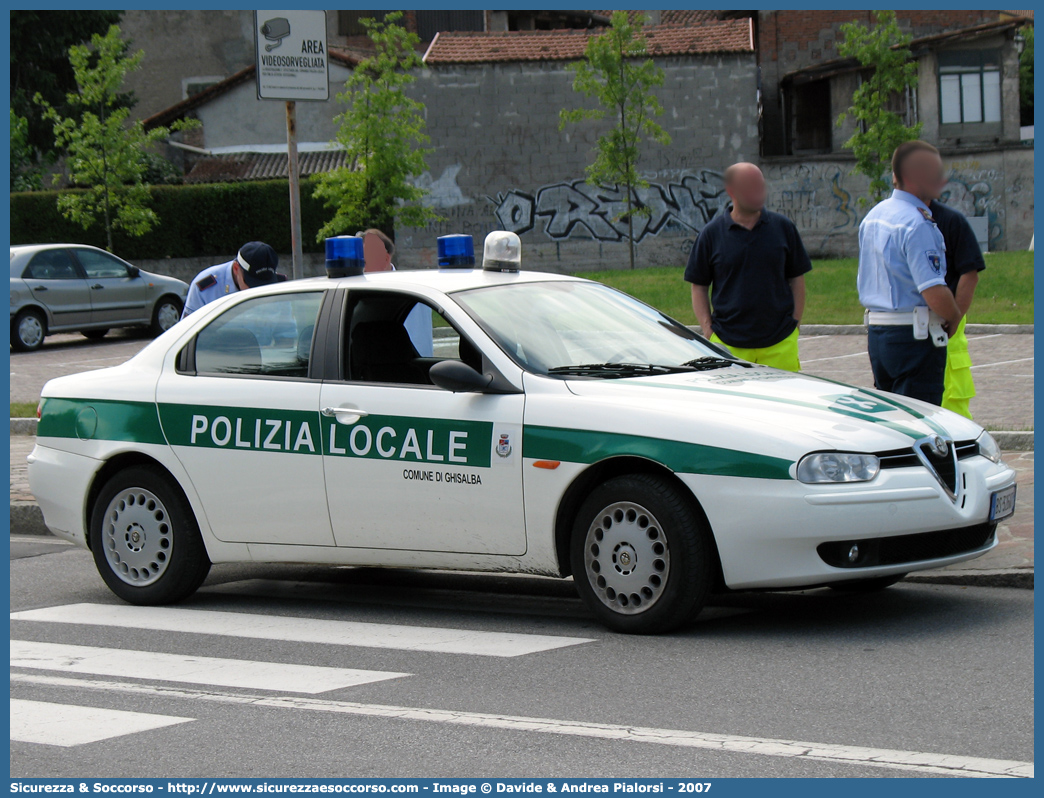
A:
[10, 603, 594, 657]
[802, 351, 869, 364]
[11, 640, 410, 694]
[970, 357, 1035, 370]
[10, 673, 1032, 777]
[965, 334, 1004, 341]
[10, 697, 193, 747]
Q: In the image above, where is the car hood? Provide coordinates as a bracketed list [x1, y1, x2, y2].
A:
[562, 365, 984, 453]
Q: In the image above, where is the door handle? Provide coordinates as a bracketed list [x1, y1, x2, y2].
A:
[321, 406, 369, 424]
[91, 284, 104, 290]
[31, 285, 47, 292]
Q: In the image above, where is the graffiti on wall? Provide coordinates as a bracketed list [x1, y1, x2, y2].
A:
[488, 171, 729, 243]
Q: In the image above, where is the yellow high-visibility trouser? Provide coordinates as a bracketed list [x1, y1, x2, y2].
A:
[942, 317, 975, 419]
[710, 327, 801, 372]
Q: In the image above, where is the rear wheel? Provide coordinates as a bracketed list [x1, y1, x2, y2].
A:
[828, 575, 906, 593]
[89, 465, 210, 604]
[570, 474, 713, 634]
[149, 296, 182, 336]
[11, 309, 46, 352]
[82, 329, 109, 340]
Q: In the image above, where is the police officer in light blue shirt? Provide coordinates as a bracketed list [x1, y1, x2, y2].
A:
[181, 241, 286, 319]
[857, 141, 964, 406]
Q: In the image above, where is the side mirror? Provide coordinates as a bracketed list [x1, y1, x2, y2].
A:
[127, 266, 140, 278]
[429, 359, 493, 393]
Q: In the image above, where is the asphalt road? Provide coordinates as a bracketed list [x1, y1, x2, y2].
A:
[10, 537, 1034, 778]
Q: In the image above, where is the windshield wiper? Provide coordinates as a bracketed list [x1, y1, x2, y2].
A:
[680, 356, 741, 371]
[547, 362, 696, 378]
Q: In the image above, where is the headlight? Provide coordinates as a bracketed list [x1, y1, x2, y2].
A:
[976, 431, 1003, 464]
[797, 452, 880, 484]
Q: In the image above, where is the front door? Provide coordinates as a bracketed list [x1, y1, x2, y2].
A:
[321, 293, 526, 555]
[74, 248, 150, 324]
[156, 289, 334, 546]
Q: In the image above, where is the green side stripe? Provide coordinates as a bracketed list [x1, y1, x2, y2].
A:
[522, 425, 793, 481]
[37, 398, 165, 444]
[634, 381, 928, 441]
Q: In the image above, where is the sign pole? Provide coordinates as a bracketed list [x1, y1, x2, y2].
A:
[286, 100, 304, 281]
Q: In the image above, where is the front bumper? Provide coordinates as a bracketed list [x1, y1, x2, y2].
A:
[680, 454, 1016, 590]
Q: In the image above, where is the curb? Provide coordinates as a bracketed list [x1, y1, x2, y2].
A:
[688, 324, 1035, 336]
[10, 501, 50, 536]
[11, 418, 37, 435]
[904, 568, 1033, 589]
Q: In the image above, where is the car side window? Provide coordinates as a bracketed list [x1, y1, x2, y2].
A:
[23, 250, 81, 280]
[75, 249, 132, 279]
[345, 292, 479, 385]
[194, 292, 324, 378]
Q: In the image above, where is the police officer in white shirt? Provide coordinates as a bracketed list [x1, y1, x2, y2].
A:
[359, 229, 434, 357]
[857, 141, 964, 406]
[181, 241, 286, 319]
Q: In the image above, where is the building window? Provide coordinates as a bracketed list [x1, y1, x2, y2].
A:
[337, 11, 390, 37]
[414, 10, 484, 40]
[787, 79, 832, 154]
[939, 50, 1001, 125]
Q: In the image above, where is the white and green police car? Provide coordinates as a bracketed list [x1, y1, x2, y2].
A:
[28, 232, 1017, 633]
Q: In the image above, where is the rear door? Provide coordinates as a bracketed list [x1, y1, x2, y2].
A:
[73, 248, 150, 324]
[20, 249, 92, 328]
[156, 288, 334, 546]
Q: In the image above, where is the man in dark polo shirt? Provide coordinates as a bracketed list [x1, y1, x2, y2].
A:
[929, 197, 986, 419]
[684, 162, 812, 371]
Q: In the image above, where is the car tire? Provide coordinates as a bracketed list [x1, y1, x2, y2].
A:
[570, 473, 713, 634]
[82, 329, 109, 340]
[89, 465, 211, 605]
[149, 296, 183, 336]
[11, 309, 46, 352]
[827, 575, 907, 593]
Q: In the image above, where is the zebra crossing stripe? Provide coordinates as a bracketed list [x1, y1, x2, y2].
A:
[10, 698, 193, 747]
[10, 603, 594, 657]
[10, 674, 1034, 778]
[11, 640, 410, 693]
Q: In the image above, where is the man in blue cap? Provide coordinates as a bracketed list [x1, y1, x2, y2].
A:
[181, 241, 286, 319]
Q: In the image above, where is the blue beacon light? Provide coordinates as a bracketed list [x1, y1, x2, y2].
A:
[437, 234, 475, 268]
[325, 236, 365, 278]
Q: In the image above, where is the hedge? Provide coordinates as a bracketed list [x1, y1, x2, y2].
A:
[10, 178, 336, 259]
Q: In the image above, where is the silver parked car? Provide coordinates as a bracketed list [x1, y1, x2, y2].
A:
[10, 244, 189, 351]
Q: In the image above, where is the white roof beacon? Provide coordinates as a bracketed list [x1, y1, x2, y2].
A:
[482, 231, 521, 273]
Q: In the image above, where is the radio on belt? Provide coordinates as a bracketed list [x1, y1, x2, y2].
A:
[325, 235, 365, 278]
[437, 234, 475, 268]
[482, 231, 521, 272]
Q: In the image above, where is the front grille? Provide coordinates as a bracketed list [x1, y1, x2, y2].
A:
[917, 438, 958, 496]
[879, 439, 978, 471]
[817, 523, 996, 569]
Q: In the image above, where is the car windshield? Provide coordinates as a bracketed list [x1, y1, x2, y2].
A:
[452, 280, 737, 378]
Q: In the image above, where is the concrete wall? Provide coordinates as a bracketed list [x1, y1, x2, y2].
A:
[192, 63, 353, 149]
[395, 54, 760, 271]
[761, 146, 1033, 258]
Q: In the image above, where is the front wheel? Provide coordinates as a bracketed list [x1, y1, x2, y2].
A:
[570, 474, 713, 634]
[89, 465, 211, 604]
[149, 296, 182, 336]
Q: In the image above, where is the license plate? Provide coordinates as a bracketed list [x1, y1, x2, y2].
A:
[989, 485, 1017, 522]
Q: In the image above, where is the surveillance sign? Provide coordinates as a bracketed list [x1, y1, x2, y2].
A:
[254, 10, 329, 101]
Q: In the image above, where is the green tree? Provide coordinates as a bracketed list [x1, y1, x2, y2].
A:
[11, 110, 43, 191]
[835, 10, 923, 206]
[10, 11, 125, 159]
[1019, 25, 1033, 127]
[313, 11, 438, 241]
[34, 25, 194, 251]
[560, 11, 671, 269]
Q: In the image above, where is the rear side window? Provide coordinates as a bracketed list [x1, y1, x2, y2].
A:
[24, 250, 81, 280]
[194, 292, 324, 378]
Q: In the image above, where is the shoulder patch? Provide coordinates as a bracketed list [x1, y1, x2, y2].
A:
[925, 250, 943, 274]
[196, 274, 218, 291]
